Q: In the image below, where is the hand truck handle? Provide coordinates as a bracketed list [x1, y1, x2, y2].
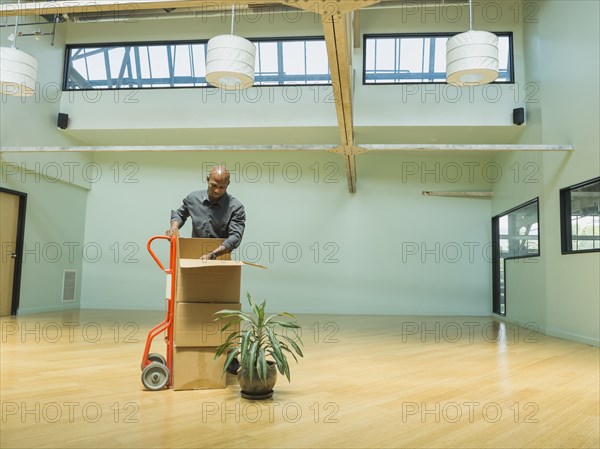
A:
[147, 235, 172, 272]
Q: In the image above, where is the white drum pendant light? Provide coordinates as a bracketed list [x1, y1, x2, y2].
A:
[205, 5, 256, 90]
[205, 35, 256, 89]
[446, 0, 498, 86]
[0, 47, 38, 96]
[1, 0, 38, 97]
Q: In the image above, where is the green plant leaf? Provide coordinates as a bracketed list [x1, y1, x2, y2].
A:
[257, 299, 266, 327]
[215, 292, 304, 385]
[214, 331, 240, 359]
[267, 350, 285, 375]
[267, 348, 289, 378]
[257, 347, 267, 386]
[279, 334, 304, 357]
[218, 318, 242, 333]
[268, 319, 301, 329]
[246, 339, 259, 382]
[240, 330, 251, 363]
[214, 309, 246, 317]
[220, 347, 240, 375]
[278, 343, 299, 363]
[233, 313, 258, 327]
[266, 327, 290, 382]
[265, 327, 283, 360]
[247, 292, 260, 319]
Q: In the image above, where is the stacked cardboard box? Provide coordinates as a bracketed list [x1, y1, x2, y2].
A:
[172, 237, 244, 391]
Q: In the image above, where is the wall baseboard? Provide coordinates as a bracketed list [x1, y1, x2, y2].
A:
[493, 314, 600, 347]
[17, 304, 80, 315]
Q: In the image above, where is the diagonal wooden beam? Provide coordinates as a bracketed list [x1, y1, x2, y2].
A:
[322, 12, 357, 192]
[343, 153, 356, 193]
[353, 10, 361, 49]
[322, 14, 353, 146]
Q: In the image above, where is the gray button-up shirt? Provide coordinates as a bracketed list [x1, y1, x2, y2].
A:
[171, 190, 245, 250]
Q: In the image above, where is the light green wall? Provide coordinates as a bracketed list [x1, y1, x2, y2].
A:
[1, 18, 90, 313]
[492, 0, 600, 346]
[0, 162, 88, 313]
[80, 151, 493, 315]
[0, 20, 84, 147]
[505, 258, 545, 326]
[538, 0, 599, 345]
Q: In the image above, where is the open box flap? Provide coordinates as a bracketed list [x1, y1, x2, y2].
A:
[179, 259, 267, 269]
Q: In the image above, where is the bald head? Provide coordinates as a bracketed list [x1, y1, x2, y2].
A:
[206, 165, 231, 202]
[209, 166, 230, 183]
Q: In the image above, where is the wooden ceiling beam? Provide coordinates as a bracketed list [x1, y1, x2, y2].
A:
[353, 10, 361, 49]
[0, 0, 380, 17]
[322, 12, 357, 193]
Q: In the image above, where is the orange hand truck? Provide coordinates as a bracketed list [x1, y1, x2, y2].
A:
[140, 234, 177, 390]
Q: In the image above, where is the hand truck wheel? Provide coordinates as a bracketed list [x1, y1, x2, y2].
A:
[142, 362, 170, 390]
[141, 352, 167, 370]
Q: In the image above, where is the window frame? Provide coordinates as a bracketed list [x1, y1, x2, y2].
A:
[492, 198, 540, 316]
[62, 36, 331, 91]
[362, 32, 514, 85]
[560, 176, 600, 255]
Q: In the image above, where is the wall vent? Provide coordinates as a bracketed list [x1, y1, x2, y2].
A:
[62, 270, 77, 302]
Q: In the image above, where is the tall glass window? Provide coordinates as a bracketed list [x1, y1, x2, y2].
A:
[492, 199, 540, 316]
[363, 33, 513, 84]
[64, 38, 330, 90]
[560, 177, 600, 254]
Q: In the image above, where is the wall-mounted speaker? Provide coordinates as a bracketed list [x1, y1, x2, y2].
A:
[513, 107, 525, 126]
[57, 113, 69, 129]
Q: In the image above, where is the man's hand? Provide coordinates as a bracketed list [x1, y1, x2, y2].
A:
[165, 228, 179, 236]
[199, 252, 216, 261]
[166, 221, 180, 237]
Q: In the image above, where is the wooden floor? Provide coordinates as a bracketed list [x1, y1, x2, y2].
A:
[1, 310, 598, 449]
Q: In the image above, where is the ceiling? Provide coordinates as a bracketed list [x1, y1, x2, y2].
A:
[0, 0, 568, 192]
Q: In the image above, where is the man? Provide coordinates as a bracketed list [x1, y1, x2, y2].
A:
[167, 166, 245, 375]
[167, 166, 245, 260]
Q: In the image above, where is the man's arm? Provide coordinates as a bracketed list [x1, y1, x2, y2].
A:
[199, 244, 228, 260]
[200, 204, 245, 260]
[223, 203, 246, 252]
[166, 197, 190, 236]
[166, 220, 181, 236]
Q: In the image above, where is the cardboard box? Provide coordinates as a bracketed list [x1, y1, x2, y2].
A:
[172, 346, 226, 390]
[175, 237, 265, 303]
[171, 237, 264, 390]
[176, 262, 242, 303]
[177, 238, 231, 260]
[175, 302, 241, 347]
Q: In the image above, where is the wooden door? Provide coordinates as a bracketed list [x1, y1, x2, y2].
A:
[1, 191, 20, 316]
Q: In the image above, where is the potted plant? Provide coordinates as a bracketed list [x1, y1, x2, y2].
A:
[214, 293, 303, 400]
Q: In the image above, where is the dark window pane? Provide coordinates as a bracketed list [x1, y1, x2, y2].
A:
[561, 177, 600, 253]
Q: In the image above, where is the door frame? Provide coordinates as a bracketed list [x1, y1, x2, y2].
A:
[1, 187, 27, 315]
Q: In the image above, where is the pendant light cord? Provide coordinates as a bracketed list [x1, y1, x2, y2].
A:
[231, 3, 235, 35]
[12, 0, 20, 49]
[468, 0, 473, 31]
